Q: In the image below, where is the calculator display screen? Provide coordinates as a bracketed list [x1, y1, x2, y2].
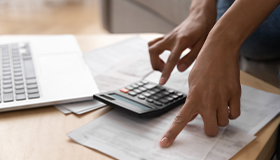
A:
[110, 94, 150, 111]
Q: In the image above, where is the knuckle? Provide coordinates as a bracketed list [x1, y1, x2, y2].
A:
[148, 41, 154, 47]
[177, 34, 190, 45]
[164, 131, 173, 139]
[148, 47, 157, 55]
[151, 65, 161, 71]
[173, 115, 186, 124]
[218, 119, 229, 127]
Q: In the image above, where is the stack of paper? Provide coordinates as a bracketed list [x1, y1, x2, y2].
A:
[55, 100, 106, 115]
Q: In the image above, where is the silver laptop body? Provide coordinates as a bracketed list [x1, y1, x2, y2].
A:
[0, 35, 99, 112]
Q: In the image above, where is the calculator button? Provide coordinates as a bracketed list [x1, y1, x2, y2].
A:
[159, 99, 169, 104]
[128, 91, 137, 96]
[131, 84, 138, 88]
[120, 88, 129, 93]
[144, 84, 157, 89]
[142, 92, 151, 97]
[141, 80, 148, 84]
[138, 87, 147, 92]
[157, 93, 164, 98]
[126, 86, 133, 90]
[167, 89, 175, 94]
[153, 101, 162, 106]
[136, 82, 144, 86]
[177, 93, 184, 97]
[166, 97, 174, 102]
[133, 89, 142, 94]
[157, 86, 165, 91]
[146, 98, 154, 103]
[152, 88, 161, 93]
[162, 91, 170, 96]
[172, 95, 179, 99]
[148, 91, 156, 95]
[138, 95, 145, 100]
[150, 95, 160, 100]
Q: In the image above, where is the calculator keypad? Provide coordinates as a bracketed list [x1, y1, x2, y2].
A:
[120, 80, 185, 108]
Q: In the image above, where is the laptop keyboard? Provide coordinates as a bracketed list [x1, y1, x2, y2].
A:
[0, 43, 40, 103]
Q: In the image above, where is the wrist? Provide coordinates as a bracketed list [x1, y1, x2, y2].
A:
[189, 0, 217, 31]
[208, 22, 244, 48]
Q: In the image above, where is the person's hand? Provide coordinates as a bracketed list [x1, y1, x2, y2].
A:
[148, 7, 216, 85]
[159, 37, 242, 148]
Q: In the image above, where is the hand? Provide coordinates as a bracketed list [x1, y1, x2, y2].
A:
[148, 9, 216, 85]
[159, 37, 242, 148]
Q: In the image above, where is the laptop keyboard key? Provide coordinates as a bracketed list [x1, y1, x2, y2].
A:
[15, 85, 24, 90]
[27, 84, 37, 89]
[3, 84, 12, 89]
[3, 88, 13, 93]
[15, 80, 23, 85]
[27, 88, 38, 94]
[3, 93, 14, 102]
[16, 94, 26, 101]
[23, 59, 36, 79]
[28, 93, 40, 99]
[26, 78, 37, 84]
[16, 89, 25, 94]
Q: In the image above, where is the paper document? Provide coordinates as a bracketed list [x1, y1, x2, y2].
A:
[56, 100, 106, 115]
[68, 106, 255, 160]
[68, 107, 226, 160]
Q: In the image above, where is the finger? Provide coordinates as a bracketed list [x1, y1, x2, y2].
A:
[148, 37, 164, 47]
[201, 109, 218, 136]
[160, 101, 195, 148]
[149, 40, 168, 72]
[189, 114, 198, 122]
[177, 40, 203, 72]
[217, 105, 229, 127]
[159, 44, 186, 85]
[229, 95, 241, 119]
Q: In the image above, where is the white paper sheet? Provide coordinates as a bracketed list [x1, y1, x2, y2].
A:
[83, 36, 149, 77]
[68, 107, 229, 160]
[55, 105, 72, 114]
[67, 105, 257, 160]
[56, 100, 106, 115]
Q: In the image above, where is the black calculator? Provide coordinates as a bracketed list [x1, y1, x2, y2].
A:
[93, 80, 187, 118]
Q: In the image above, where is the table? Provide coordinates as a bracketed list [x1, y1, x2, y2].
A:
[0, 34, 279, 160]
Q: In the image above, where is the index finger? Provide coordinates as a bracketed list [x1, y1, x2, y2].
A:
[160, 101, 196, 148]
[159, 44, 185, 85]
[149, 40, 167, 72]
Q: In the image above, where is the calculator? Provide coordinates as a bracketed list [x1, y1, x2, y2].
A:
[93, 80, 187, 118]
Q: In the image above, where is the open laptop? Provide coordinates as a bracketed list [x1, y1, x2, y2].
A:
[0, 35, 99, 112]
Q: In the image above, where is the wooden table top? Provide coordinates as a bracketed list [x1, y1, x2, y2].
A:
[0, 34, 279, 160]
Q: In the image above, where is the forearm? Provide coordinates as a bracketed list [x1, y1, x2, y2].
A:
[209, 0, 280, 47]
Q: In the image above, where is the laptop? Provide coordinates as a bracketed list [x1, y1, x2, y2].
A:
[0, 35, 99, 112]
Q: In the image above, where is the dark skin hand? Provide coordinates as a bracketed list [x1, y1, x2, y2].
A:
[148, 0, 280, 148]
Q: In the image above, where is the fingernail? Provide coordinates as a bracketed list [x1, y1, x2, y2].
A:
[159, 77, 165, 85]
[160, 137, 169, 147]
[178, 64, 187, 71]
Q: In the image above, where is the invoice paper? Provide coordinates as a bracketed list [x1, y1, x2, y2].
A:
[68, 106, 255, 160]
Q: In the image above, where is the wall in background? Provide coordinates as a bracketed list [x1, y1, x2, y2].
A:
[0, 0, 107, 34]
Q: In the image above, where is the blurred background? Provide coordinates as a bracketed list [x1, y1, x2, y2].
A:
[0, 0, 278, 88]
[0, 0, 107, 34]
